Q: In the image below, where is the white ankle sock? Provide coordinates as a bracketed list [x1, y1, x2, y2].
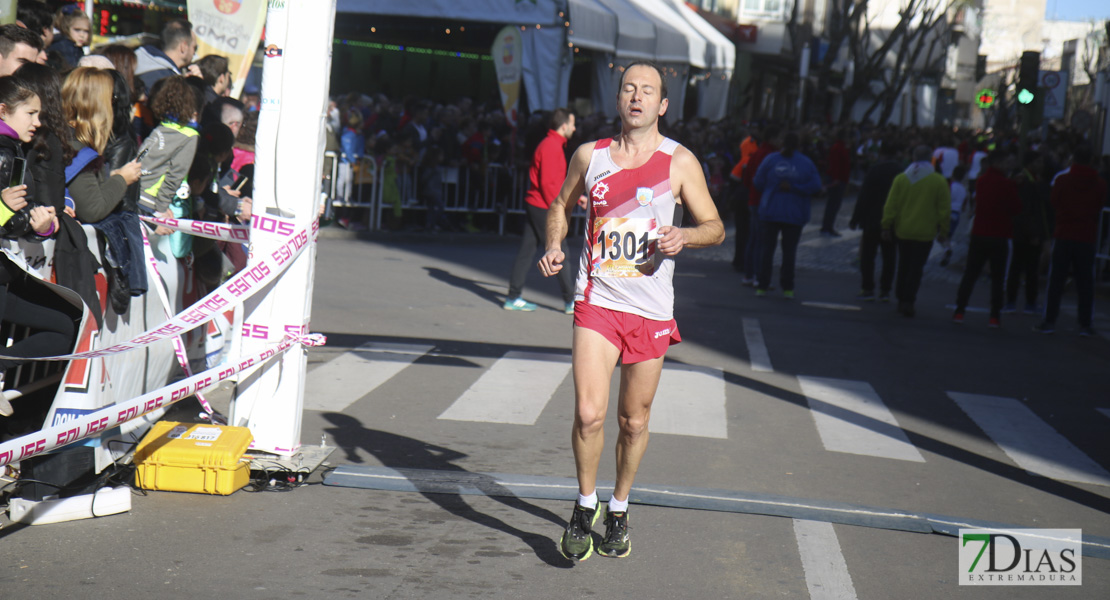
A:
[608, 496, 629, 513]
[577, 491, 598, 509]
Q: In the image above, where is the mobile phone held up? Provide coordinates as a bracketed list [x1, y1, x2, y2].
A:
[8, 156, 26, 188]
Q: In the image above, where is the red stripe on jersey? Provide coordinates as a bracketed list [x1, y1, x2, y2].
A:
[592, 151, 672, 219]
[595, 137, 614, 150]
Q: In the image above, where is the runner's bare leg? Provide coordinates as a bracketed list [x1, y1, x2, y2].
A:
[612, 356, 664, 502]
[571, 326, 621, 497]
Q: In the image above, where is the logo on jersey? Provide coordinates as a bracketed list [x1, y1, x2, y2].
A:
[636, 187, 654, 206]
[653, 328, 672, 339]
[593, 200, 607, 207]
[592, 170, 611, 183]
[591, 181, 609, 203]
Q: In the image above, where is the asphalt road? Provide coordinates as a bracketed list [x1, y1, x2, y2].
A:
[2, 211, 1108, 599]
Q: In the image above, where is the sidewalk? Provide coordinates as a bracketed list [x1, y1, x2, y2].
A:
[691, 191, 962, 285]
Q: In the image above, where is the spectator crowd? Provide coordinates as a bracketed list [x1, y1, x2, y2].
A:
[1, 2, 259, 422]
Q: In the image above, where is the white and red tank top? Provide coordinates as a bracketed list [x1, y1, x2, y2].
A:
[575, 136, 681, 321]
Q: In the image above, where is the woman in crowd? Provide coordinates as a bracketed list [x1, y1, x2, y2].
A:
[14, 63, 104, 319]
[0, 76, 69, 417]
[61, 67, 141, 224]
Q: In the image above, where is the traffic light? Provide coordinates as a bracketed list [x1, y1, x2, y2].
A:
[976, 89, 996, 109]
[1017, 51, 1039, 105]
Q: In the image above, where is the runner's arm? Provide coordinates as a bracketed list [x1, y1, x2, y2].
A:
[539, 143, 592, 276]
[657, 146, 725, 256]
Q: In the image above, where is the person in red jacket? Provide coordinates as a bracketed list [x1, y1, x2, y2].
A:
[821, 128, 851, 236]
[505, 108, 577, 312]
[952, 150, 1022, 327]
[1035, 145, 1108, 335]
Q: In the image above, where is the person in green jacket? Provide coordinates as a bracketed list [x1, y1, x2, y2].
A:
[881, 145, 950, 317]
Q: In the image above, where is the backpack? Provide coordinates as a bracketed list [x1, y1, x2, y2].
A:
[63, 146, 100, 213]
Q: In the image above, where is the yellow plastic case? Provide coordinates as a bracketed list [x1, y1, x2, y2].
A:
[134, 421, 253, 495]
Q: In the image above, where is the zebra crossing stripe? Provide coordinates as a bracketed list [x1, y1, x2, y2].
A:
[304, 342, 433, 412]
[793, 519, 859, 600]
[949, 392, 1110, 487]
[798, 377, 925, 463]
[650, 364, 728, 439]
[438, 351, 571, 425]
[742, 317, 773, 372]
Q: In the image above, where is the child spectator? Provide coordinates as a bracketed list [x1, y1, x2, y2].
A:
[137, 75, 201, 221]
[49, 6, 90, 69]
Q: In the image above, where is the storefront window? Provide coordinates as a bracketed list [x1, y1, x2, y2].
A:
[742, 0, 785, 18]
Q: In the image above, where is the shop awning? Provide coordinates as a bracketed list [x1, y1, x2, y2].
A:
[335, 0, 560, 26]
[593, 0, 656, 61]
[567, 0, 619, 54]
[628, 0, 707, 69]
[666, 0, 735, 72]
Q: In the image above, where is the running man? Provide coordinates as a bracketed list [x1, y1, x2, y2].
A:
[538, 62, 724, 560]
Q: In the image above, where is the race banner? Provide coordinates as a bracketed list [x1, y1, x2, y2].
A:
[491, 25, 523, 128]
[188, 0, 268, 98]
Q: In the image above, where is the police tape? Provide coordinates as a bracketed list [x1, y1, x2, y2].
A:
[0, 333, 326, 469]
[0, 215, 317, 362]
[140, 226, 218, 416]
[139, 215, 250, 243]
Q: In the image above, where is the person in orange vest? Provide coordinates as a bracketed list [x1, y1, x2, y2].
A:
[728, 129, 758, 271]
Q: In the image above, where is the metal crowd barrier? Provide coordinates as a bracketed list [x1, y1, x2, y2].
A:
[326, 154, 587, 236]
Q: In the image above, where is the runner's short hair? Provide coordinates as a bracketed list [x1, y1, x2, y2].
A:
[617, 61, 667, 100]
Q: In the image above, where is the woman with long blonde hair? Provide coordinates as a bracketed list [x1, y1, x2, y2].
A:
[61, 67, 140, 224]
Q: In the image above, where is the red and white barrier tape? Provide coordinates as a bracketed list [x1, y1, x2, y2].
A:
[139, 226, 217, 416]
[139, 215, 250, 243]
[0, 333, 326, 468]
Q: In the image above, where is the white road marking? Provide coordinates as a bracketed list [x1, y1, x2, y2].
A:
[439, 351, 571, 425]
[798, 377, 925, 462]
[793, 519, 859, 600]
[305, 342, 433, 412]
[742, 317, 773, 372]
[650, 364, 728, 439]
[949, 392, 1110, 487]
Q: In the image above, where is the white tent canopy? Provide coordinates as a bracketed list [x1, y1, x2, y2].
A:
[629, 0, 706, 69]
[666, 0, 734, 72]
[592, 0, 655, 61]
[566, 0, 618, 54]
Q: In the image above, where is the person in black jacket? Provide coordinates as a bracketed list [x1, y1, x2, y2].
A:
[849, 141, 902, 301]
[12, 62, 104, 322]
[1004, 151, 1051, 313]
[0, 76, 73, 417]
